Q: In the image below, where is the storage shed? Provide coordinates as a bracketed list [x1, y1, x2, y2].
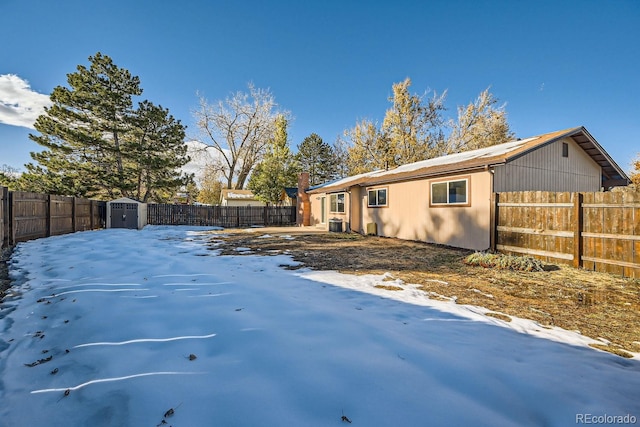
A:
[106, 197, 147, 229]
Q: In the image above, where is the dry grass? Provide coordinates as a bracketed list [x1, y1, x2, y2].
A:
[209, 229, 640, 357]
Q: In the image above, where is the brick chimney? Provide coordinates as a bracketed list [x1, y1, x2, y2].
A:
[297, 172, 311, 226]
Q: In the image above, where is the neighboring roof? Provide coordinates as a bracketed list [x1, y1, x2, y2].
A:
[220, 189, 258, 200]
[284, 187, 298, 198]
[308, 126, 630, 193]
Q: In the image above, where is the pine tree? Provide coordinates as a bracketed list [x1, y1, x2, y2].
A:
[128, 100, 190, 202]
[0, 164, 19, 189]
[248, 115, 300, 204]
[20, 53, 189, 200]
[297, 133, 338, 186]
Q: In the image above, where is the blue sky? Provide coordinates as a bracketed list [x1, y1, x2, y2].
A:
[1, 0, 638, 174]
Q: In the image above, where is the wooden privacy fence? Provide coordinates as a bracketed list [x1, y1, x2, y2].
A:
[148, 204, 297, 228]
[491, 191, 640, 278]
[1, 187, 106, 249]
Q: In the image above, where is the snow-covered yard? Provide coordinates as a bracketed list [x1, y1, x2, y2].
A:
[0, 226, 639, 427]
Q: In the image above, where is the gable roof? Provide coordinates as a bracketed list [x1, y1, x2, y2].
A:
[108, 197, 144, 204]
[308, 126, 630, 193]
[284, 187, 298, 198]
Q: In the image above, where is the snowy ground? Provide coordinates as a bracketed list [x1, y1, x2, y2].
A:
[0, 226, 639, 427]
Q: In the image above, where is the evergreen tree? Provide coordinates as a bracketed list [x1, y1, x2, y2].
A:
[128, 100, 190, 202]
[297, 133, 337, 186]
[0, 164, 19, 188]
[248, 115, 300, 204]
[19, 53, 189, 200]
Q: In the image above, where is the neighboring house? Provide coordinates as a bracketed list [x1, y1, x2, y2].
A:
[305, 127, 630, 251]
[282, 187, 298, 207]
[220, 189, 266, 207]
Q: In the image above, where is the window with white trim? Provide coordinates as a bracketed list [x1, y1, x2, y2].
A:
[368, 188, 387, 207]
[431, 178, 468, 205]
[329, 193, 345, 213]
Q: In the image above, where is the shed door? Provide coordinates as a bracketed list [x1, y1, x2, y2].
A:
[111, 203, 138, 229]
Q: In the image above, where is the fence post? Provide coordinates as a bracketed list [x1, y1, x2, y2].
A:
[573, 192, 583, 269]
[0, 187, 6, 249]
[8, 191, 15, 246]
[490, 193, 499, 252]
[72, 197, 77, 232]
[89, 200, 95, 230]
[45, 194, 52, 237]
[264, 206, 268, 226]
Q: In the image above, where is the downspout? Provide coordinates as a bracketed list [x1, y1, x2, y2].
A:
[347, 190, 352, 233]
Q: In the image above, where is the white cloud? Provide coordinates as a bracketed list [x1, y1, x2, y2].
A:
[0, 74, 51, 129]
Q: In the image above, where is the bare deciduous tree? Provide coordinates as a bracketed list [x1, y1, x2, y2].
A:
[192, 84, 284, 189]
[445, 88, 514, 154]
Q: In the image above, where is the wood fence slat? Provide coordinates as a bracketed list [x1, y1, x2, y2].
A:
[494, 191, 639, 278]
[582, 192, 596, 271]
[145, 204, 297, 228]
[0, 187, 6, 249]
[1, 190, 106, 250]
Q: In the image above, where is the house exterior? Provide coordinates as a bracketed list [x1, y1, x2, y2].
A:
[220, 189, 266, 207]
[282, 187, 298, 207]
[305, 127, 630, 251]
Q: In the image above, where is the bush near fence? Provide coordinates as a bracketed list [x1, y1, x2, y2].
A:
[1, 187, 106, 249]
[491, 191, 640, 278]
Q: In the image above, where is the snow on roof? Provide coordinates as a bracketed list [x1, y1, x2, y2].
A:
[307, 170, 381, 192]
[221, 189, 257, 200]
[308, 128, 601, 193]
[368, 137, 537, 178]
[227, 192, 255, 199]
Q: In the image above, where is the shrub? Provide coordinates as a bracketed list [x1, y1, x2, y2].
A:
[463, 252, 546, 272]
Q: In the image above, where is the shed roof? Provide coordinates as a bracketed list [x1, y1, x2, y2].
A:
[308, 127, 629, 193]
[108, 197, 144, 204]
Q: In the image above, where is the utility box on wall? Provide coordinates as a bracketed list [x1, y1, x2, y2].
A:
[106, 197, 147, 230]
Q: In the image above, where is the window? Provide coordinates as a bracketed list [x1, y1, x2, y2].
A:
[562, 142, 569, 158]
[329, 193, 345, 213]
[368, 188, 387, 207]
[430, 178, 469, 206]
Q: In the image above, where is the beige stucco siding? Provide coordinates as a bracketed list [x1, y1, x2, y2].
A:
[360, 171, 492, 250]
[308, 191, 352, 230]
[493, 137, 602, 192]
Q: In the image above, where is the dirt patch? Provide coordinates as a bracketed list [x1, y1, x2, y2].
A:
[209, 229, 640, 357]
